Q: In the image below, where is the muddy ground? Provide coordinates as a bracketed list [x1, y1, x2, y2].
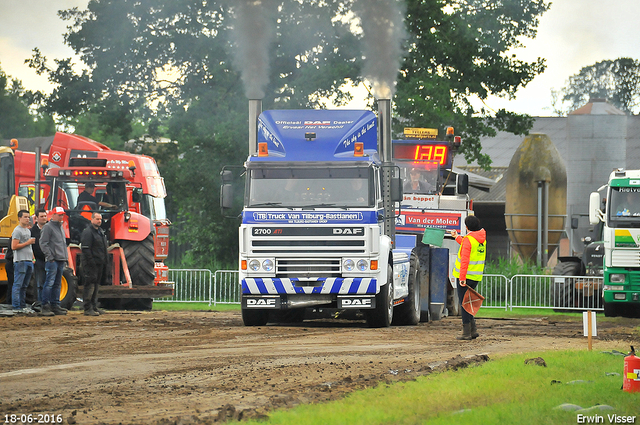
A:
[1, 310, 639, 425]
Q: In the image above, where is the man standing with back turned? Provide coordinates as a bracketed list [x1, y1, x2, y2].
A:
[40, 206, 69, 316]
[81, 212, 109, 316]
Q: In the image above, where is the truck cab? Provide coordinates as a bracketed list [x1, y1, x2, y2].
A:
[223, 108, 418, 327]
[589, 168, 640, 317]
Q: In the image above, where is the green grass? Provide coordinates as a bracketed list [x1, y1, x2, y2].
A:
[476, 307, 584, 319]
[246, 350, 639, 425]
[152, 302, 240, 311]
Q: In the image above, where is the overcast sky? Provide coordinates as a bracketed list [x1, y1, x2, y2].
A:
[1, 0, 639, 116]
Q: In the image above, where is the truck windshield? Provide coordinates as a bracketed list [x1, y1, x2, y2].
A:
[396, 160, 439, 194]
[608, 187, 640, 227]
[248, 167, 372, 208]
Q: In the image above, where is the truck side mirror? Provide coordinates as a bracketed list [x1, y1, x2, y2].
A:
[457, 173, 469, 195]
[221, 169, 233, 184]
[132, 188, 142, 204]
[390, 177, 403, 203]
[220, 184, 234, 210]
[589, 192, 601, 225]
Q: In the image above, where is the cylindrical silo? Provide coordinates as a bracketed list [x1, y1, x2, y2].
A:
[505, 133, 567, 262]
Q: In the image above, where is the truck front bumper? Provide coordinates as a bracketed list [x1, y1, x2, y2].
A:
[242, 277, 377, 295]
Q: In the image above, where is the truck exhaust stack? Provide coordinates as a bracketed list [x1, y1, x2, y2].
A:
[377, 98, 395, 241]
[249, 99, 262, 155]
[377, 98, 391, 162]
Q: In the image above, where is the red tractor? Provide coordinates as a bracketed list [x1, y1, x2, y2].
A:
[33, 157, 173, 309]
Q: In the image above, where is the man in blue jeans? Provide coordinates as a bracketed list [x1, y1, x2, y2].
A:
[39, 206, 68, 316]
[11, 210, 36, 314]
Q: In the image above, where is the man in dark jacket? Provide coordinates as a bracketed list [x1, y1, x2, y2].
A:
[40, 206, 69, 316]
[81, 212, 109, 316]
[31, 209, 48, 304]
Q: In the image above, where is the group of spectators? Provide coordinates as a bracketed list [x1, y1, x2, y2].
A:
[8, 201, 109, 317]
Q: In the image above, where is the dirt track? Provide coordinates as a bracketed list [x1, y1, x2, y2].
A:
[1, 310, 639, 424]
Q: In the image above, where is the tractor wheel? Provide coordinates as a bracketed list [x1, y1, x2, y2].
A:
[393, 252, 420, 326]
[24, 266, 77, 310]
[366, 265, 394, 328]
[120, 234, 155, 311]
[552, 261, 581, 311]
[60, 267, 78, 310]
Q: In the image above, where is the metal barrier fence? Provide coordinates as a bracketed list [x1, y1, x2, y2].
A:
[510, 274, 603, 311]
[157, 269, 241, 305]
[158, 270, 603, 311]
[213, 270, 242, 305]
[477, 274, 510, 310]
[162, 269, 213, 303]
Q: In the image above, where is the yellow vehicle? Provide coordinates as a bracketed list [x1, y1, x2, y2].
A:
[0, 145, 29, 303]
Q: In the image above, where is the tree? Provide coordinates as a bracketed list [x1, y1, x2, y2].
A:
[0, 66, 55, 140]
[32, 0, 549, 267]
[395, 0, 549, 168]
[559, 58, 640, 114]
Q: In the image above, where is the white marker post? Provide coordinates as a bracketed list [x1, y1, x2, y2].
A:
[583, 310, 597, 351]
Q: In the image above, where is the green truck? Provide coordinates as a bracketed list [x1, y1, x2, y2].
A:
[589, 168, 640, 317]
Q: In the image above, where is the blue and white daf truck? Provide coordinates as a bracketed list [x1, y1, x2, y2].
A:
[221, 101, 421, 327]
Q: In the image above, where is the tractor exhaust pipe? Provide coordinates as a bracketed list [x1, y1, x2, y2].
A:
[249, 99, 262, 156]
[377, 98, 395, 242]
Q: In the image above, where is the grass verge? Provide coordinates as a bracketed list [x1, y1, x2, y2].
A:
[246, 350, 639, 425]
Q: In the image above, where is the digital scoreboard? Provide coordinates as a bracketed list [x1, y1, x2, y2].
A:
[392, 141, 451, 169]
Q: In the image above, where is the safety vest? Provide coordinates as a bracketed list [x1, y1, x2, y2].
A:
[452, 235, 486, 280]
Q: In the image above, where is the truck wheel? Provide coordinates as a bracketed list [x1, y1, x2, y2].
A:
[445, 281, 459, 317]
[242, 307, 269, 326]
[552, 261, 581, 310]
[393, 252, 420, 326]
[366, 265, 394, 328]
[603, 301, 618, 317]
[120, 235, 155, 311]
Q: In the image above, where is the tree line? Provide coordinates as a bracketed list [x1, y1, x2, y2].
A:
[1, 0, 559, 268]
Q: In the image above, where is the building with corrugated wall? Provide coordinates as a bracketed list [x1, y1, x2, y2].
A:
[458, 99, 640, 262]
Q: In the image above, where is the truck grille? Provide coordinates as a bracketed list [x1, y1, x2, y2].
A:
[251, 239, 364, 254]
[276, 258, 341, 278]
[611, 250, 640, 267]
[247, 226, 370, 278]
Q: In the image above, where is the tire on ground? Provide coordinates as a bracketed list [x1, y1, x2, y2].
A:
[393, 252, 420, 326]
[118, 234, 155, 311]
[59, 267, 78, 309]
[22, 266, 76, 309]
[366, 265, 394, 328]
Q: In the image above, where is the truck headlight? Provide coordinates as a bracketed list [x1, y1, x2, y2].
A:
[249, 259, 260, 271]
[262, 259, 274, 272]
[357, 259, 368, 271]
[343, 259, 355, 271]
[609, 274, 626, 283]
[604, 285, 624, 291]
